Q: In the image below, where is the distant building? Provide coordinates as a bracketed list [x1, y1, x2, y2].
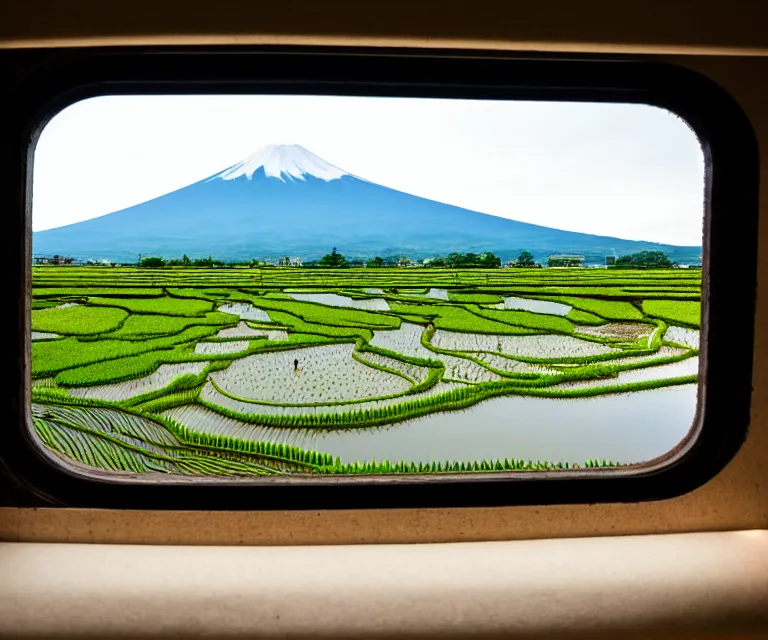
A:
[547, 254, 585, 267]
[33, 255, 74, 265]
[503, 260, 518, 268]
[290, 257, 303, 267]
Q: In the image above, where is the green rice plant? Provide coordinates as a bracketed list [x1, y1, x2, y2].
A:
[160, 414, 334, 469]
[243, 321, 292, 331]
[647, 320, 667, 351]
[566, 308, 605, 325]
[591, 348, 696, 378]
[521, 374, 698, 398]
[356, 349, 443, 393]
[557, 297, 646, 321]
[33, 402, 181, 446]
[247, 333, 356, 356]
[584, 458, 621, 468]
[33, 401, 333, 474]
[165, 287, 234, 300]
[284, 288, 343, 294]
[32, 305, 128, 335]
[32, 386, 89, 405]
[31, 325, 221, 377]
[390, 303, 537, 335]
[34, 416, 277, 476]
[32, 299, 63, 310]
[103, 311, 238, 339]
[447, 292, 505, 304]
[392, 313, 433, 324]
[357, 336, 444, 369]
[87, 295, 214, 317]
[351, 350, 418, 385]
[230, 294, 400, 329]
[33, 287, 165, 298]
[316, 456, 622, 474]
[262, 309, 374, 340]
[53, 332, 317, 388]
[32, 265, 702, 293]
[280, 332, 349, 345]
[34, 417, 167, 473]
[131, 387, 202, 414]
[468, 305, 574, 333]
[642, 300, 701, 328]
[54, 350, 188, 387]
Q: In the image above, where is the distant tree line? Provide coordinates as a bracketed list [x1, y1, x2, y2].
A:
[424, 252, 501, 268]
[133, 248, 686, 269]
[305, 249, 504, 269]
[138, 254, 227, 268]
[137, 255, 275, 268]
[613, 251, 677, 269]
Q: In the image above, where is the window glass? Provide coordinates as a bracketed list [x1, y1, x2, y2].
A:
[30, 95, 704, 478]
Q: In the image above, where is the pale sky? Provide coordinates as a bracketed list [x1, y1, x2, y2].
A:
[32, 95, 705, 246]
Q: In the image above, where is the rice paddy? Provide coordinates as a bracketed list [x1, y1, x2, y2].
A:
[574, 322, 653, 341]
[211, 344, 412, 403]
[502, 296, 572, 316]
[69, 362, 211, 401]
[217, 302, 272, 322]
[287, 292, 391, 311]
[30, 266, 701, 478]
[194, 340, 251, 355]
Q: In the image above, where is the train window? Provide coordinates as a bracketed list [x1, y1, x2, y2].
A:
[0, 48, 758, 510]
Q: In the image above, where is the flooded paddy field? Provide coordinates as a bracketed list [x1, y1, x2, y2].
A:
[30, 266, 701, 477]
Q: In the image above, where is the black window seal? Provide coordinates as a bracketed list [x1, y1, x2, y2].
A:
[0, 46, 758, 511]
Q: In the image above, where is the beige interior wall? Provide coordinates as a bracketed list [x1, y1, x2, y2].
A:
[2, 532, 767, 639]
[0, 2, 766, 546]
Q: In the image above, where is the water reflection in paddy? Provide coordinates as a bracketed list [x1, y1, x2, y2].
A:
[166, 384, 697, 465]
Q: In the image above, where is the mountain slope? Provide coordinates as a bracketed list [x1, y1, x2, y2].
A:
[33, 144, 701, 265]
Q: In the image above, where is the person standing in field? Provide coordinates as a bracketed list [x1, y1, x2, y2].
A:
[294, 358, 299, 374]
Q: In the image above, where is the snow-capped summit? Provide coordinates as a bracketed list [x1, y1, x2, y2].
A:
[214, 144, 349, 183]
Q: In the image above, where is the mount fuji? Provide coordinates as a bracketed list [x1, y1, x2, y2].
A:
[33, 144, 701, 265]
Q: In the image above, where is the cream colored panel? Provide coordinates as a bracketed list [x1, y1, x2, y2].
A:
[0, 532, 767, 639]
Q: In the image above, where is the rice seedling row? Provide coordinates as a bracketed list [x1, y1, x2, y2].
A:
[642, 300, 701, 328]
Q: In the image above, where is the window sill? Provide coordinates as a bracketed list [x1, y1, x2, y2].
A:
[0, 530, 766, 639]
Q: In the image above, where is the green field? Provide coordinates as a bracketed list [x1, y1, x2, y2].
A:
[31, 266, 701, 478]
